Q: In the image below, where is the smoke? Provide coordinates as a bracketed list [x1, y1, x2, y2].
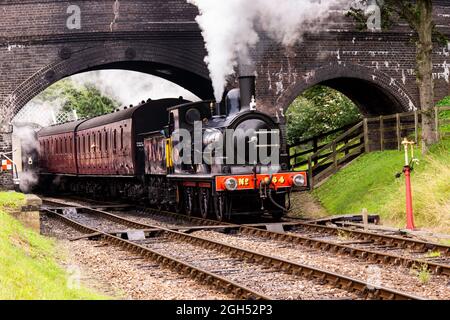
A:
[14, 98, 67, 127]
[71, 70, 200, 106]
[188, 0, 349, 101]
[14, 125, 38, 154]
[18, 171, 38, 193]
[13, 125, 40, 193]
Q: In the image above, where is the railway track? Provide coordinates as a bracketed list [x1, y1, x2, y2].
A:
[41, 198, 426, 300]
[42, 197, 450, 277]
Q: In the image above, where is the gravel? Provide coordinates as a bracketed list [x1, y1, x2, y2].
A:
[138, 236, 359, 300]
[191, 230, 450, 300]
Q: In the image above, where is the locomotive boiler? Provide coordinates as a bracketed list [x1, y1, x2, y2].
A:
[37, 76, 307, 220]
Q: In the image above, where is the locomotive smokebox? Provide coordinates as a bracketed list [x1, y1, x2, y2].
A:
[239, 76, 256, 110]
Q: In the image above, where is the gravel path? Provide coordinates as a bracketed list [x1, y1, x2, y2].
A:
[191, 230, 450, 300]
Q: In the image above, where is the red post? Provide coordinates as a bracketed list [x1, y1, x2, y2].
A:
[403, 165, 415, 230]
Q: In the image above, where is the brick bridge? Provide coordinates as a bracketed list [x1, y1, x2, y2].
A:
[1, 0, 450, 189]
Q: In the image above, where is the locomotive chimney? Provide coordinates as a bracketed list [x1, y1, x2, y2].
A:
[239, 76, 256, 110]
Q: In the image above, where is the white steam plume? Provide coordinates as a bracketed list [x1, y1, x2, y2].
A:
[71, 70, 200, 106]
[188, 0, 349, 101]
[13, 125, 40, 193]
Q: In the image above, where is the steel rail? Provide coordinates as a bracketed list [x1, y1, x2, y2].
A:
[43, 208, 271, 300]
[41, 199, 424, 300]
[138, 205, 450, 257]
[291, 222, 450, 256]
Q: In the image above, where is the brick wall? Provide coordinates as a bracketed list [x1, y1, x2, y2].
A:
[0, 0, 450, 189]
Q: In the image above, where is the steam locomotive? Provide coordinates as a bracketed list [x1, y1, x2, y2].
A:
[37, 76, 307, 220]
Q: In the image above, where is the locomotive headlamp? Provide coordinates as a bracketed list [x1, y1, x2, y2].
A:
[225, 177, 238, 191]
[292, 174, 305, 187]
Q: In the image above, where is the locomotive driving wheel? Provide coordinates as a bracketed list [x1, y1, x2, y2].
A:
[213, 193, 228, 221]
[184, 187, 195, 216]
[198, 188, 210, 219]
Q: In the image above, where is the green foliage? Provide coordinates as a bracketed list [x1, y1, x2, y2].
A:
[425, 250, 441, 258]
[437, 97, 450, 135]
[411, 263, 431, 284]
[0, 193, 107, 299]
[34, 79, 119, 119]
[286, 85, 361, 144]
[436, 96, 450, 106]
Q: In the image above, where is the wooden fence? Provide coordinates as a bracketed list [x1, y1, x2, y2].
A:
[289, 106, 449, 189]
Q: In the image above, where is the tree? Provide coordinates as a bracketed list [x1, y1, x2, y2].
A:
[35, 79, 119, 120]
[286, 85, 361, 144]
[348, 0, 446, 153]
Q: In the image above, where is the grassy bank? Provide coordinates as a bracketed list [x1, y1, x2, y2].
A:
[311, 139, 449, 233]
[0, 191, 105, 299]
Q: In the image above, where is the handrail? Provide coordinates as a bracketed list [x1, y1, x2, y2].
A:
[288, 121, 359, 147]
[309, 121, 363, 159]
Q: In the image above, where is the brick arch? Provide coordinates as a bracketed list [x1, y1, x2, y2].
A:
[276, 64, 417, 120]
[6, 42, 213, 119]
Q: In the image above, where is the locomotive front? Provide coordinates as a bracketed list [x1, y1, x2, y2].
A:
[183, 76, 308, 220]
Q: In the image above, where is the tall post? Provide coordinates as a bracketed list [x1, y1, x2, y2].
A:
[396, 113, 401, 151]
[379, 116, 384, 151]
[434, 106, 440, 141]
[363, 118, 369, 153]
[402, 138, 416, 231]
[307, 157, 314, 190]
[313, 137, 318, 166]
[414, 110, 419, 144]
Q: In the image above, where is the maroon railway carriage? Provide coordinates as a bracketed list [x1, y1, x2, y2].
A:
[38, 120, 83, 175]
[37, 98, 187, 196]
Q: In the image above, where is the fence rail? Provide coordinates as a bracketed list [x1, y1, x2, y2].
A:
[288, 106, 449, 189]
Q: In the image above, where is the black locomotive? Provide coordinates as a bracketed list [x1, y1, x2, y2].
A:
[37, 76, 307, 220]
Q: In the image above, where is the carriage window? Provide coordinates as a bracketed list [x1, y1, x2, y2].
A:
[113, 129, 117, 151]
[98, 131, 102, 152]
[120, 127, 124, 150]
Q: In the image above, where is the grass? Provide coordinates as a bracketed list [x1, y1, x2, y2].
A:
[0, 191, 25, 208]
[411, 263, 431, 284]
[312, 138, 450, 232]
[0, 192, 106, 300]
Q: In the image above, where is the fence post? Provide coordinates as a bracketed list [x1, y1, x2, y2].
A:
[414, 110, 419, 144]
[313, 137, 318, 166]
[363, 118, 369, 153]
[332, 141, 337, 171]
[379, 115, 384, 151]
[435, 106, 440, 141]
[396, 113, 401, 151]
[308, 156, 314, 190]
